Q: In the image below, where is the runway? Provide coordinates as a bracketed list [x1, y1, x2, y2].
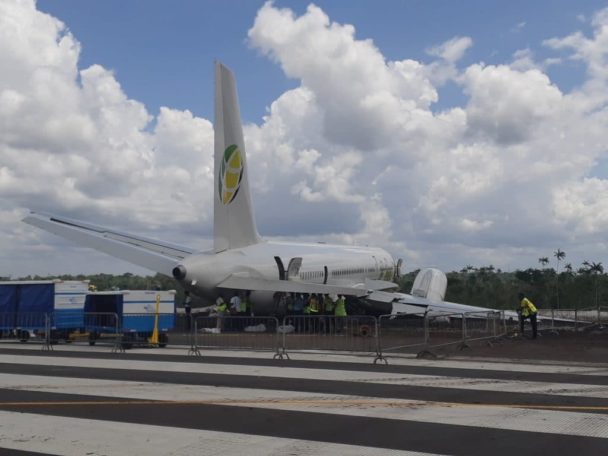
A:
[0, 345, 607, 455]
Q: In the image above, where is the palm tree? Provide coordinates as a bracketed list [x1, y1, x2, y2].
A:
[590, 262, 603, 274]
[564, 263, 573, 274]
[554, 249, 566, 309]
[588, 262, 603, 320]
[554, 249, 565, 267]
[579, 261, 604, 320]
[538, 257, 549, 268]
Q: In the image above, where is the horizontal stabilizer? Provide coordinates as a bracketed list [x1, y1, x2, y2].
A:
[218, 274, 368, 297]
[23, 212, 192, 276]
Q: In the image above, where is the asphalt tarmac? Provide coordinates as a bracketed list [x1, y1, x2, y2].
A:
[0, 342, 606, 455]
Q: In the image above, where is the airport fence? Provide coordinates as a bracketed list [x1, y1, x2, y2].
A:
[0, 310, 509, 363]
[537, 306, 608, 331]
[0, 311, 121, 351]
[278, 315, 378, 359]
[376, 313, 428, 356]
[189, 315, 281, 357]
[374, 310, 506, 363]
[44, 311, 122, 351]
[463, 311, 505, 343]
[0, 312, 47, 342]
[116, 312, 174, 350]
[187, 311, 504, 363]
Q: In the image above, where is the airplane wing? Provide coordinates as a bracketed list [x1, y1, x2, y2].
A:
[364, 278, 399, 291]
[365, 290, 520, 317]
[218, 274, 369, 297]
[23, 212, 193, 276]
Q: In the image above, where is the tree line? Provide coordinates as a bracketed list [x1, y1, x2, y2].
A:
[398, 258, 606, 310]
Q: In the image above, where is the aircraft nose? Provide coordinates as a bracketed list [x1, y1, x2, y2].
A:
[172, 264, 187, 281]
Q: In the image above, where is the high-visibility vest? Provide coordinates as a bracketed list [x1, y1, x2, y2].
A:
[217, 302, 227, 314]
[239, 299, 248, 313]
[303, 305, 311, 315]
[520, 297, 537, 317]
[335, 298, 347, 317]
[324, 296, 335, 312]
[309, 297, 319, 313]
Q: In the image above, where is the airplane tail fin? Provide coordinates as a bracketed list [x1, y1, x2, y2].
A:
[214, 62, 261, 252]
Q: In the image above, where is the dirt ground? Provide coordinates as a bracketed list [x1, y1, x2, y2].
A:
[450, 329, 608, 364]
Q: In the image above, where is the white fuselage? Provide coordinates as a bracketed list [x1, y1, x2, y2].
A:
[179, 240, 394, 312]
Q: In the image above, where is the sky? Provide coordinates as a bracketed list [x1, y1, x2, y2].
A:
[2, 0, 608, 277]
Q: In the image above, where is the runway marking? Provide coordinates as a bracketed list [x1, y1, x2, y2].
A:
[0, 410, 431, 456]
[0, 353, 607, 445]
[2, 398, 608, 412]
[2, 396, 608, 439]
[1, 353, 607, 398]
[3, 343, 608, 375]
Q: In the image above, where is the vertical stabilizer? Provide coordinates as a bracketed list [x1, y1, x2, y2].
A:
[214, 62, 261, 252]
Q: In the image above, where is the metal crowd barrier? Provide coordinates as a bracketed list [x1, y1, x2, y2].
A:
[43, 311, 121, 351]
[0, 312, 47, 343]
[537, 307, 607, 331]
[425, 311, 467, 349]
[0, 309, 510, 362]
[462, 310, 505, 344]
[0, 311, 121, 351]
[374, 310, 507, 363]
[376, 313, 428, 358]
[573, 307, 608, 325]
[82, 312, 121, 352]
[190, 315, 281, 357]
[278, 315, 378, 359]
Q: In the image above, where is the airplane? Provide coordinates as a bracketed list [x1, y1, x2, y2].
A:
[24, 62, 506, 317]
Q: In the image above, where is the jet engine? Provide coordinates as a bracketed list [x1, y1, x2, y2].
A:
[172, 265, 187, 281]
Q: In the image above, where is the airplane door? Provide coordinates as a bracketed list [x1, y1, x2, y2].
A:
[286, 257, 303, 280]
[323, 266, 328, 284]
[394, 258, 403, 280]
[274, 256, 286, 280]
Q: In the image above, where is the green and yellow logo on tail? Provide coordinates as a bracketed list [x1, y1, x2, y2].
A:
[218, 144, 244, 205]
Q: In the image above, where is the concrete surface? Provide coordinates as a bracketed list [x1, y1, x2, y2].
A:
[0, 338, 606, 455]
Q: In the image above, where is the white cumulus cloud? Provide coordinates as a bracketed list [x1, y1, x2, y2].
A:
[3, 1, 608, 277]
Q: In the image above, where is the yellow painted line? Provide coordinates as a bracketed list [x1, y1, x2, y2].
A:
[0, 398, 607, 412]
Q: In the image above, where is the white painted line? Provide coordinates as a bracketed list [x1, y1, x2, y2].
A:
[3, 341, 607, 375]
[0, 373, 607, 439]
[1, 354, 607, 399]
[369, 376, 608, 399]
[0, 410, 436, 456]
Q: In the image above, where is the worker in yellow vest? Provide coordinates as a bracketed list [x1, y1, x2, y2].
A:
[214, 297, 227, 331]
[334, 295, 347, 333]
[303, 301, 311, 315]
[238, 292, 248, 316]
[517, 292, 538, 339]
[323, 294, 335, 333]
[309, 294, 319, 314]
[334, 295, 347, 317]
